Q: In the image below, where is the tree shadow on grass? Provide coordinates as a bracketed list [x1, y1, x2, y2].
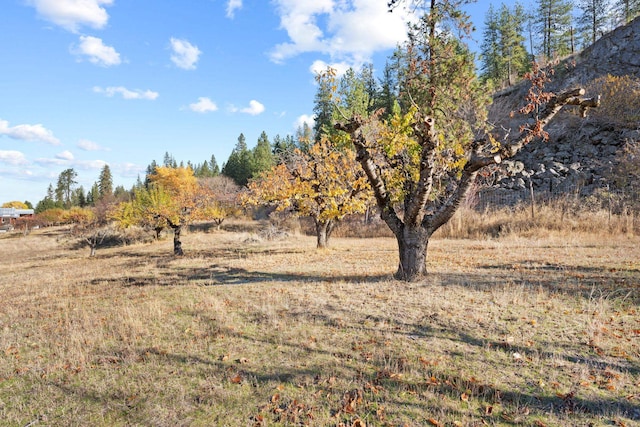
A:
[67, 316, 640, 425]
[476, 262, 639, 302]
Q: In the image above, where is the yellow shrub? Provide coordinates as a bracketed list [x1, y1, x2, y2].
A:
[586, 74, 640, 127]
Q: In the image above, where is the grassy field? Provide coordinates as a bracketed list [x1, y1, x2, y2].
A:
[1, 224, 639, 426]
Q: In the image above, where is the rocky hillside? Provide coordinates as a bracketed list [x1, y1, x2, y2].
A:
[483, 16, 639, 206]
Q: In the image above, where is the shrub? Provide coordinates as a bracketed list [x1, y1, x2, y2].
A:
[585, 74, 640, 127]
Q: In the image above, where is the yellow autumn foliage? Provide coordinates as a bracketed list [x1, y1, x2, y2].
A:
[244, 136, 371, 222]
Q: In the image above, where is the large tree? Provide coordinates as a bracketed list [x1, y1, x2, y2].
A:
[55, 168, 78, 208]
[334, 1, 599, 281]
[98, 164, 114, 200]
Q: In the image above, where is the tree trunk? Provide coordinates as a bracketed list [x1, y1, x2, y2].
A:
[172, 224, 184, 255]
[89, 244, 96, 257]
[394, 225, 430, 281]
[315, 219, 334, 249]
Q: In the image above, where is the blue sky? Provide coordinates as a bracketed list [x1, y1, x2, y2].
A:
[0, 0, 502, 205]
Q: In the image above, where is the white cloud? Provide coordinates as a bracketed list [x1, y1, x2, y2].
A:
[56, 150, 75, 161]
[77, 139, 109, 151]
[310, 59, 351, 77]
[0, 151, 28, 165]
[229, 100, 265, 115]
[117, 162, 145, 178]
[226, 0, 242, 18]
[295, 114, 315, 130]
[169, 38, 201, 70]
[93, 86, 159, 100]
[35, 156, 106, 170]
[270, 0, 414, 67]
[72, 35, 121, 66]
[27, 0, 113, 33]
[0, 119, 61, 145]
[243, 100, 265, 115]
[76, 159, 107, 170]
[189, 97, 218, 113]
[35, 157, 68, 167]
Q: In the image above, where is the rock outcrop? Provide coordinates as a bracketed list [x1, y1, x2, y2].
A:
[482, 16, 640, 206]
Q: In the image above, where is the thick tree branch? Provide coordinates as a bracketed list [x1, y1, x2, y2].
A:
[427, 87, 598, 234]
[335, 119, 403, 234]
[502, 88, 600, 158]
[405, 114, 437, 227]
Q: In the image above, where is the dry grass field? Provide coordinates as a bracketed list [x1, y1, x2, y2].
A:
[1, 222, 639, 426]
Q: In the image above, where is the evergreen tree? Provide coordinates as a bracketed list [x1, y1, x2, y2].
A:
[336, 68, 371, 119]
[312, 67, 336, 141]
[481, 4, 502, 82]
[616, 0, 640, 23]
[498, 3, 530, 85]
[163, 151, 176, 168]
[577, 0, 612, 46]
[210, 155, 220, 176]
[481, 3, 530, 86]
[222, 133, 253, 186]
[359, 63, 378, 115]
[251, 131, 274, 177]
[98, 164, 113, 200]
[72, 186, 87, 207]
[113, 185, 130, 201]
[296, 123, 314, 151]
[376, 60, 401, 121]
[196, 160, 211, 177]
[536, 0, 574, 59]
[88, 182, 100, 206]
[35, 184, 59, 213]
[272, 134, 298, 164]
[55, 168, 78, 208]
[145, 160, 159, 187]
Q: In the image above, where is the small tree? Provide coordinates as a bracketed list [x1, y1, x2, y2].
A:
[2, 201, 29, 209]
[199, 175, 242, 229]
[64, 207, 110, 257]
[244, 136, 371, 248]
[112, 166, 215, 255]
[34, 208, 66, 227]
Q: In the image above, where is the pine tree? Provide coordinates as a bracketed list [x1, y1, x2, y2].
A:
[482, 3, 530, 87]
[376, 60, 401, 121]
[145, 160, 158, 187]
[312, 67, 336, 141]
[98, 164, 113, 200]
[536, 0, 574, 59]
[251, 131, 274, 177]
[163, 151, 176, 168]
[577, 0, 612, 46]
[87, 182, 99, 206]
[210, 155, 220, 176]
[498, 3, 530, 85]
[481, 4, 503, 83]
[616, 0, 640, 23]
[55, 168, 78, 208]
[222, 133, 253, 186]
